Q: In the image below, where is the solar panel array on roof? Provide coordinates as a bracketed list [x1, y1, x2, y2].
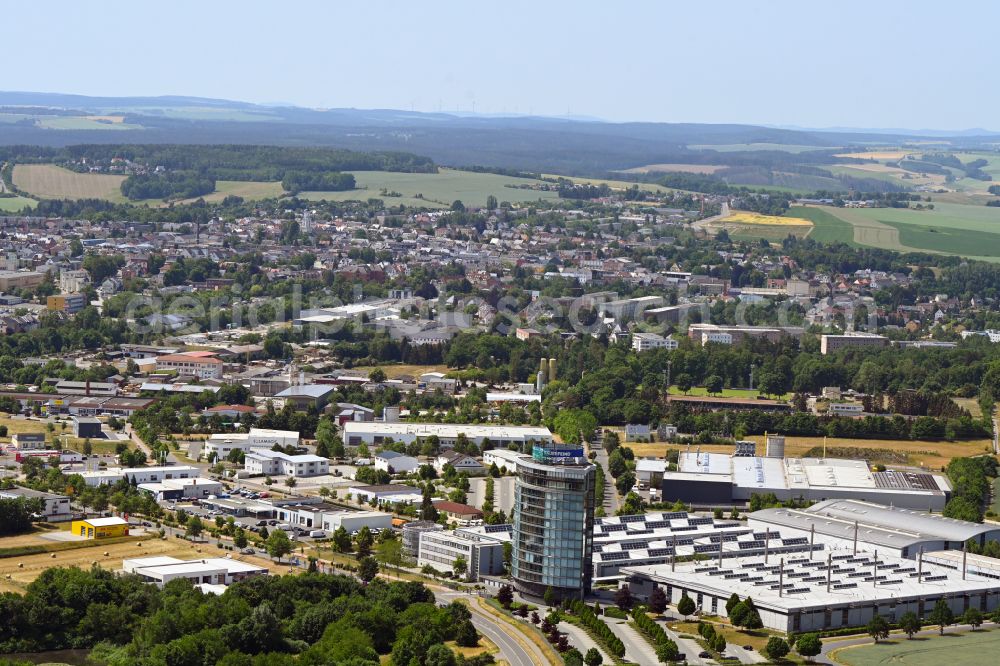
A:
[923, 574, 948, 582]
[646, 520, 671, 529]
[781, 537, 809, 545]
[872, 470, 940, 490]
[648, 548, 674, 557]
[621, 515, 645, 524]
[671, 525, 697, 532]
[688, 517, 713, 526]
[602, 524, 626, 532]
[694, 543, 720, 553]
[834, 582, 857, 589]
[739, 540, 765, 550]
[484, 524, 510, 533]
[601, 551, 630, 561]
[621, 541, 648, 550]
[709, 534, 739, 543]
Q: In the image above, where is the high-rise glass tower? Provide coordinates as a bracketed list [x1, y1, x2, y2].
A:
[511, 443, 596, 601]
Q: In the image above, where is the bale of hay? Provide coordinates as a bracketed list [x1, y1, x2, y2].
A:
[50, 553, 56, 559]
[17, 563, 23, 568]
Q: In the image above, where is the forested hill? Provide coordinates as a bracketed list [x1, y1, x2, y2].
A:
[0, 144, 437, 180]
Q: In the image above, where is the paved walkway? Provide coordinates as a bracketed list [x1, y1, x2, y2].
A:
[559, 620, 610, 664]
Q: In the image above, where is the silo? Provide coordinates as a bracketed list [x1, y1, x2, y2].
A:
[548, 358, 557, 382]
[383, 405, 400, 423]
[539, 358, 548, 383]
[765, 434, 785, 459]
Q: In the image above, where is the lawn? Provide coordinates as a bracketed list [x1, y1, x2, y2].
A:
[834, 629, 1000, 666]
[301, 168, 561, 207]
[625, 435, 992, 468]
[13, 164, 127, 202]
[0, 196, 35, 212]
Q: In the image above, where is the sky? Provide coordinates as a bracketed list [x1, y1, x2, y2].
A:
[7, 0, 997, 131]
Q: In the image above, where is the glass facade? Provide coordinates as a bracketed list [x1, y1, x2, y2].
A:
[512, 456, 595, 600]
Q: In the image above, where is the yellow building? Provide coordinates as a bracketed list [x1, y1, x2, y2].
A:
[71, 516, 129, 539]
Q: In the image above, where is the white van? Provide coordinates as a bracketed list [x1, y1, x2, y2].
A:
[309, 529, 326, 538]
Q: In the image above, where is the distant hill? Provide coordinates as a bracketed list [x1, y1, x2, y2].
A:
[0, 91, 997, 175]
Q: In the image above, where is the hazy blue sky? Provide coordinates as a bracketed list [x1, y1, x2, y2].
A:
[8, 1, 996, 130]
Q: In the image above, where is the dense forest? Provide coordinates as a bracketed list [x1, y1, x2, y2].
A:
[0, 567, 489, 666]
[0, 144, 437, 181]
[120, 171, 216, 200]
[281, 171, 356, 194]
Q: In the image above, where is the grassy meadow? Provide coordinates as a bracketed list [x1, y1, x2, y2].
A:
[302, 168, 562, 207]
[0, 196, 35, 212]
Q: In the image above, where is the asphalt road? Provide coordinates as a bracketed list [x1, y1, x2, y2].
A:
[433, 588, 545, 666]
[590, 432, 621, 514]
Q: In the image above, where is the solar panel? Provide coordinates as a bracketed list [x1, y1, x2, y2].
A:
[600, 551, 630, 561]
[896, 567, 916, 574]
[676, 537, 694, 546]
[923, 574, 948, 582]
[646, 520, 671, 529]
[671, 525, 697, 532]
[782, 538, 808, 546]
[648, 548, 674, 557]
[788, 587, 810, 595]
[847, 571, 867, 578]
[603, 524, 626, 532]
[833, 582, 857, 590]
[694, 566, 718, 573]
[694, 544, 720, 553]
[832, 554, 853, 560]
[739, 540, 765, 550]
[621, 515, 645, 524]
[688, 517, 713, 526]
[622, 541, 649, 550]
[878, 578, 902, 585]
[484, 524, 510, 533]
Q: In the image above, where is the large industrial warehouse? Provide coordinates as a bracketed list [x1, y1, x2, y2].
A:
[658, 446, 951, 510]
[749, 499, 1000, 558]
[622, 549, 1000, 633]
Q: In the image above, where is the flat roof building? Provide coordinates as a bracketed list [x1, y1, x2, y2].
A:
[749, 499, 1000, 558]
[820, 332, 889, 355]
[0, 486, 72, 522]
[343, 422, 553, 449]
[244, 449, 329, 478]
[417, 525, 508, 581]
[658, 452, 951, 510]
[622, 548, 1000, 634]
[123, 556, 267, 587]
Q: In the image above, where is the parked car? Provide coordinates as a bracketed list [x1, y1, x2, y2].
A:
[743, 645, 754, 651]
[241, 547, 255, 554]
[698, 652, 711, 659]
[256, 520, 268, 527]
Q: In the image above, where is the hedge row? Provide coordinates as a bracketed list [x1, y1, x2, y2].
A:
[631, 607, 679, 662]
[569, 599, 625, 658]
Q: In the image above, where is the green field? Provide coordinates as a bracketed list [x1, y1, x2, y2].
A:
[0, 196, 35, 212]
[728, 224, 811, 243]
[688, 142, 834, 153]
[789, 206, 856, 244]
[35, 117, 144, 131]
[819, 203, 1000, 260]
[177, 179, 285, 204]
[835, 630, 1000, 666]
[300, 168, 562, 207]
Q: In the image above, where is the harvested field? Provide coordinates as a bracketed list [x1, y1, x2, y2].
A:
[0, 532, 282, 594]
[13, 164, 126, 201]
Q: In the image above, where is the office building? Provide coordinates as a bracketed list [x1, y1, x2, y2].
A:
[47, 293, 87, 314]
[631, 332, 678, 352]
[511, 443, 596, 601]
[11, 432, 47, 451]
[123, 556, 267, 588]
[244, 449, 329, 478]
[417, 524, 509, 581]
[820, 332, 889, 355]
[0, 486, 72, 522]
[80, 465, 200, 487]
[402, 520, 445, 559]
[203, 428, 300, 459]
[154, 352, 224, 379]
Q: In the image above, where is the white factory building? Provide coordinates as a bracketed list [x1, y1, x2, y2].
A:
[138, 477, 223, 501]
[80, 465, 201, 487]
[622, 548, 1000, 634]
[658, 448, 951, 510]
[593, 511, 819, 580]
[123, 556, 268, 590]
[749, 499, 1000, 559]
[343, 422, 553, 449]
[273, 502, 393, 534]
[244, 449, 329, 478]
[203, 428, 301, 459]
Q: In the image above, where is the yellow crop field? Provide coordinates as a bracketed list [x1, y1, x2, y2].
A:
[834, 150, 911, 160]
[724, 211, 813, 226]
[13, 164, 126, 201]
